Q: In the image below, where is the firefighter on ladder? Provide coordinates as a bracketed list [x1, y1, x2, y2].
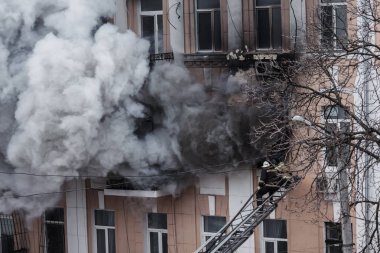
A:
[256, 161, 294, 209]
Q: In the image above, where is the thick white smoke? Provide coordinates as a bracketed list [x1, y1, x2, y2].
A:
[0, 0, 285, 217]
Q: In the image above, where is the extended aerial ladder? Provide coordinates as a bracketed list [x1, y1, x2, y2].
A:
[194, 178, 301, 253]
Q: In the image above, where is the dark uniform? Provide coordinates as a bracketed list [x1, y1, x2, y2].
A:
[256, 165, 282, 207]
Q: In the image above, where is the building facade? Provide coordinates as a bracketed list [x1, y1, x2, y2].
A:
[0, 0, 362, 253]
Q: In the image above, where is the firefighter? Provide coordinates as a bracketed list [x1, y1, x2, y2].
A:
[256, 161, 280, 208]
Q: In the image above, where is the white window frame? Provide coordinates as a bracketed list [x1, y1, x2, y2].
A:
[260, 219, 288, 253]
[139, 0, 163, 54]
[201, 216, 226, 245]
[147, 213, 168, 253]
[255, 0, 282, 50]
[44, 208, 65, 253]
[94, 209, 115, 253]
[195, 0, 222, 52]
[320, 0, 347, 49]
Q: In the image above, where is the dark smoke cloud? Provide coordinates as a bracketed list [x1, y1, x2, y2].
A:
[0, 0, 287, 217]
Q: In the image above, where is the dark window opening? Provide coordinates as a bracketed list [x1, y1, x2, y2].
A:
[256, 0, 282, 49]
[325, 222, 342, 253]
[95, 210, 116, 253]
[141, 0, 163, 54]
[320, 1, 347, 49]
[197, 0, 221, 51]
[263, 219, 288, 253]
[148, 213, 168, 253]
[45, 208, 65, 253]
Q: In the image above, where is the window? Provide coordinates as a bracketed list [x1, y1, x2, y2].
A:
[140, 0, 163, 54]
[0, 215, 14, 253]
[325, 222, 342, 253]
[95, 210, 116, 253]
[196, 0, 222, 51]
[320, 0, 347, 49]
[148, 213, 168, 253]
[262, 219, 287, 253]
[202, 216, 226, 244]
[323, 105, 349, 167]
[44, 208, 65, 253]
[256, 0, 282, 49]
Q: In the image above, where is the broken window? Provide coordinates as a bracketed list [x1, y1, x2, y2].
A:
[320, 0, 347, 49]
[95, 210, 116, 253]
[262, 219, 288, 253]
[44, 208, 65, 253]
[148, 213, 168, 253]
[196, 0, 222, 51]
[141, 0, 163, 54]
[256, 0, 282, 49]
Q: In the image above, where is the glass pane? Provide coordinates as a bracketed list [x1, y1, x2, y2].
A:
[150, 232, 159, 253]
[46, 223, 65, 253]
[257, 9, 270, 48]
[265, 241, 275, 253]
[95, 210, 115, 226]
[1, 236, 13, 253]
[0, 217, 14, 236]
[321, 6, 333, 48]
[204, 216, 226, 233]
[263, 220, 287, 239]
[197, 0, 220, 9]
[325, 145, 338, 166]
[142, 16, 155, 54]
[272, 7, 282, 49]
[324, 106, 347, 119]
[157, 15, 163, 53]
[162, 233, 168, 253]
[141, 0, 162, 11]
[257, 0, 281, 6]
[326, 223, 342, 240]
[108, 229, 116, 253]
[96, 229, 106, 253]
[278, 241, 288, 253]
[328, 245, 343, 253]
[336, 6, 347, 49]
[214, 11, 222, 50]
[198, 12, 212, 50]
[148, 213, 167, 229]
[45, 208, 64, 222]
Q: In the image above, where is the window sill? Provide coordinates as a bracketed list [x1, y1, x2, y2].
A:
[104, 189, 171, 198]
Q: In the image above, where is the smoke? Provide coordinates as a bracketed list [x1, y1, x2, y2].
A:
[0, 0, 286, 217]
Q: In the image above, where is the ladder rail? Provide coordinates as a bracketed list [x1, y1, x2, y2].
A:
[194, 188, 260, 253]
[216, 184, 296, 253]
[194, 177, 301, 253]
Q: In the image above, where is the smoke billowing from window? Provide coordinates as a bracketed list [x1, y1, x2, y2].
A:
[0, 0, 286, 217]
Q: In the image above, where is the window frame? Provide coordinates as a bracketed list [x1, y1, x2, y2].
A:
[94, 209, 116, 253]
[195, 0, 222, 52]
[325, 222, 343, 253]
[322, 105, 350, 168]
[255, 0, 282, 50]
[0, 214, 14, 253]
[44, 208, 65, 253]
[147, 213, 168, 253]
[139, 0, 164, 54]
[201, 216, 226, 245]
[320, 0, 347, 49]
[261, 219, 288, 253]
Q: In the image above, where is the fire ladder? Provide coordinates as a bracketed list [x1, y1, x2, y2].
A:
[194, 178, 301, 253]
